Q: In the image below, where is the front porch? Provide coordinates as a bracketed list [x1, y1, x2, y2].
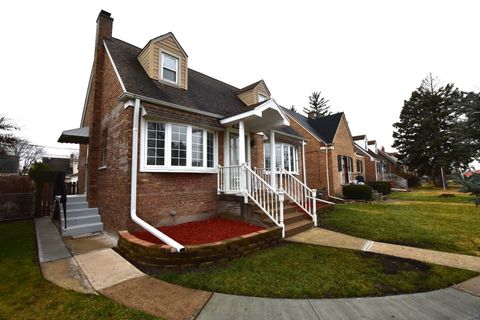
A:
[216, 99, 332, 238]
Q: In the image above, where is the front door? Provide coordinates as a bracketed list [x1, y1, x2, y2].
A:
[225, 132, 249, 192]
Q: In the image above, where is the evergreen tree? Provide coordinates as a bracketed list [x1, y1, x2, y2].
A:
[393, 74, 473, 183]
[455, 91, 480, 160]
[303, 91, 331, 117]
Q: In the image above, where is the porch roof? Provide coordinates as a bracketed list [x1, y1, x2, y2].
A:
[220, 99, 289, 132]
[57, 127, 89, 144]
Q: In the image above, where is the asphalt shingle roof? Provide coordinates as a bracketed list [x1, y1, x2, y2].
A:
[282, 108, 344, 144]
[105, 38, 248, 117]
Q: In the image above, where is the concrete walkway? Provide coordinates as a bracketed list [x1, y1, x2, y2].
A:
[288, 228, 480, 272]
[34, 218, 480, 320]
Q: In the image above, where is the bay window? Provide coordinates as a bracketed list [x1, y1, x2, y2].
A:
[143, 120, 216, 172]
[264, 143, 298, 173]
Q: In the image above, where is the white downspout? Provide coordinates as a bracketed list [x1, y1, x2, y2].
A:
[130, 98, 185, 253]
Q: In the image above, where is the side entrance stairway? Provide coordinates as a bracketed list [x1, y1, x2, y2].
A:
[57, 194, 103, 237]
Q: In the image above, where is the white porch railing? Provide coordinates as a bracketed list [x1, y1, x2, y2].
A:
[278, 168, 318, 226]
[379, 173, 408, 189]
[218, 165, 285, 237]
[254, 167, 334, 226]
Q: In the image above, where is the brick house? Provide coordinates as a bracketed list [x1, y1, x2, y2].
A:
[353, 135, 408, 188]
[283, 109, 363, 197]
[58, 11, 327, 247]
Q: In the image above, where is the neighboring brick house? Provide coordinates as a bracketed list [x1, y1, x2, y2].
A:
[353, 135, 408, 188]
[58, 11, 320, 243]
[283, 109, 362, 197]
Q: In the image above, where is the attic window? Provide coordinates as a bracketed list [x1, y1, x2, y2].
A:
[161, 52, 179, 84]
[258, 94, 267, 102]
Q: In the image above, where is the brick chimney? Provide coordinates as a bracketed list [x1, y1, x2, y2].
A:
[308, 111, 316, 119]
[95, 10, 113, 54]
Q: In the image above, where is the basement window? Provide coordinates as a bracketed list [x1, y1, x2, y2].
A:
[142, 120, 217, 173]
[161, 52, 179, 84]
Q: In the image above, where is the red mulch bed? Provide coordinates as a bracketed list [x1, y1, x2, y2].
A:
[132, 217, 264, 245]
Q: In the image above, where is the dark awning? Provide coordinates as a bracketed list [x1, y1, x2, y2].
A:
[58, 127, 89, 144]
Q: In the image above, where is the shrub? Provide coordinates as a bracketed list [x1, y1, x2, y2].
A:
[28, 162, 55, 182]
[367, 181, 391, 195]
[343, 184, 372, 200]
[398, 172, 421, 188]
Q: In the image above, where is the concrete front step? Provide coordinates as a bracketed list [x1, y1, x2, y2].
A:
[61, 222, 104, 237]
[262, 211, 306, 226]
[60, 214, 101, 227]
[285, 220, 314, 238]
[65, 194, 87, 203]
[66, 202, 88, 210]
[61, 207, 99, 219]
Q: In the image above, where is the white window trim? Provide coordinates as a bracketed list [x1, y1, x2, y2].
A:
[264, 142, 299, 174]
[258, 93, 268, 102]
[159, 50, 180, 85]
[140, 117, 218, 173]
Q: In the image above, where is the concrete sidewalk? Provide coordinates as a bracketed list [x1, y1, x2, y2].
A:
[35, 218, 480, 320]
[288, 228, 480, 272]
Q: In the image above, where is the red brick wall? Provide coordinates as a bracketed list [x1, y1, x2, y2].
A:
[329, 117, 357, 196]
[287, 116, 328, 192]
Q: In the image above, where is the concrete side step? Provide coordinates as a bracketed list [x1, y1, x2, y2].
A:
[66, 194, 87, 203]
[285, 220, 314, 238]
[61, 222, 103, 237]
[60, 215, 101, 227]
[66, 202, 88, 210]
[61, 207, 99, 218]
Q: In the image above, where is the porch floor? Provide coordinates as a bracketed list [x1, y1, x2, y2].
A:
[132, 218, 264, 245]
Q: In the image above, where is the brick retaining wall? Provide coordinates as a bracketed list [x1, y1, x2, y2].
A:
[117, 226, 282, 270]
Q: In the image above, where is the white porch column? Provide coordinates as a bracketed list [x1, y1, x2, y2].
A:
[239, 121, 246, 165]
[239, 121, 247, 197]
[270, 130, 276, 188]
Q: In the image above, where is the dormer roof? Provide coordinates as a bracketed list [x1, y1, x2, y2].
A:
[105, 37, 247, 116]
[137, 32, 188, 58]
[237, 80, 271, 96]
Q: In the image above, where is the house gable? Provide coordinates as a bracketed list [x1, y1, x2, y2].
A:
[137, 32, 189, 90]
[332, 114, 355, 152]
[237, 80, 271, 106]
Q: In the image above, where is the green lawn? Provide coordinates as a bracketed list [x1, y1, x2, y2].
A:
[0, 221, 160, 320]
[157, 243, 475, 299]
[321, 187, 480, 256]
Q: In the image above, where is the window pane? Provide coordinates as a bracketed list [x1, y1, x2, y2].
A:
[275, 145, 282, 169]
[264, 143, 270, 169]
[192, 129, 203, 167]
[147, 122, 165, 166]
[290, 146, 295, 172]
[171, 125, 187, 166]
[207, 132, 214, 168]
[163, 68, 176, 82]
[163, 53, 177, 70]
[283, 145, 289, 170]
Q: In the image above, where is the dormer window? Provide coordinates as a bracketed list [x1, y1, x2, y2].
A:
[161, 52, 179, 84]
[258, 94, 267, 102]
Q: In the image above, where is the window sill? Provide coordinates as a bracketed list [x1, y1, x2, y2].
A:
[140, 167, 218, 174]
[98, 166, 107, 170]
